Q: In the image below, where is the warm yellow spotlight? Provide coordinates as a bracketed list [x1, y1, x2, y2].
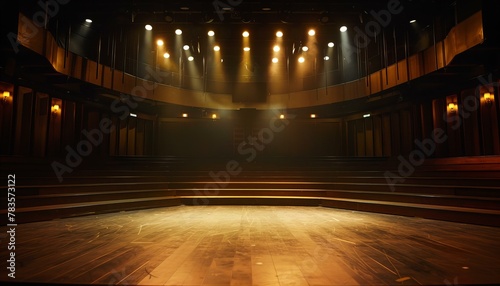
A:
[243, 47, 250, 51]
[175, 29, 182, 35]
[279, 114, 285, 119]
[188, 56, 194, 61]
[242, 31, 249, 37]
[183, 45, 190, 50]
[213, 45, 220, 51]
[340, 26, 347, 32]
[302, 46, 309, 52]
[212, 114, 217, 119]
[308, 29, 315, 36]
[182, 113, 188, 118]
[328, 42, 334, 47]
[310, 114, 316, 118]
[156, 39, 164, 46]
[145, 24, 153, 31]
[163, 52, 170, 58]
[276, 31, 283, 37]
[272, 57, 278, 63]
[298, 57, 305, 63]
[273, 45, 280, 52]
[208, 30, 215, 36]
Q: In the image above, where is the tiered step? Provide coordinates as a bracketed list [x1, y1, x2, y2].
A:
[1, 156, 499, 226]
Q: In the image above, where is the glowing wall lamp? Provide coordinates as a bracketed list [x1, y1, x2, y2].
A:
[448, 102, 457, 114]
[2, 91, 10, 103]
[484, 92, 494, 106]
[51, 104, 61, 116]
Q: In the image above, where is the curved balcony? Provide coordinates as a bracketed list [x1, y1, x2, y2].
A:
[16, 11, 484, 110]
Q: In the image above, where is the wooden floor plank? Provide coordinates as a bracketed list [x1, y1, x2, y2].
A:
[1, 205, 499, 285]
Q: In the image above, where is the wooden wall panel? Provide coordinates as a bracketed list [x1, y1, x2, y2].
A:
[61, 101, 76, 150]
[14, 87, 33, 156]
[127, 117, 136, 155]
[364, 118, 374, 157]
[135, 119, 145, 156]
[400, 110, 413, 154]
[32, 92, 49, 157]
[118, 119, 127, 155]
[355, 120, 365, 156]
[382, 115, 392, 157]
[372, 116, 383, 157]
[390, 113, 401, 156]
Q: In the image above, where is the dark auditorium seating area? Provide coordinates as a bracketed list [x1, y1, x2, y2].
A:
[3, 156, 499, 227]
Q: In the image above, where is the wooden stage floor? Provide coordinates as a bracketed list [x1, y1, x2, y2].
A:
[1, 206, 499, 286]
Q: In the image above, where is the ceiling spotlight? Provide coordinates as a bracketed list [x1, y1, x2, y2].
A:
[276, 31, 283, 37]
[208, 30, 215, 36]
[308, 29, 315, 36]
[183, 44, 190, 50]
[272, 57, 278, 63]
[262, 7, 271, 11]
[85, 19, 92, 23]
[279, 114, 285, 119]
[328, 42, 334, 48]
[298, 57, 305, 63]
[323, 56, 330, 61]
[163, 52, 170, 58]
[164, 12, 174, 23]
[212, 114, 217, 119]
[213, 45, 220, 51]
[340, 26, 347, 32]
[175, 29, 182, 35]
[187, 56, 194, 61]
[302, 46, 309, 52]
[182, 113, 188, 118]
[242, 31, 249, 37]
[409, 19, 417, 23]
[273, 45, 280, 52]
[320, 12, 329, 23]
[243, 47, 250, 51]
[156, 39, 164, 46]
[310, 114, 317, 118]
[145, 24, 153, 31]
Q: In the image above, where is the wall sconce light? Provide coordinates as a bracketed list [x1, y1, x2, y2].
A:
[182, 113, 188, 118]
[484, 92, 494, 105]
[310, 114, 316, 118]
[448, 102, 457, 114]
[51, 104, 60, 116]
[211, 113, 217, 119]
[279, 114, 285, 119]
[2, 91, 10, 103]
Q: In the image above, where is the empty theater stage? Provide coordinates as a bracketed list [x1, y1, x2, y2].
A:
[1, 205, 499, 286]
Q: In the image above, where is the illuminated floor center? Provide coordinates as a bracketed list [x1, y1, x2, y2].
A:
[2, 205, 499, 285]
